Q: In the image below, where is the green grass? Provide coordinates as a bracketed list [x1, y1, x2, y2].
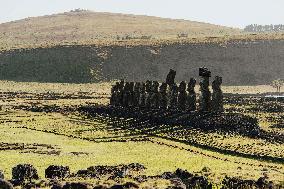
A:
[0, 81, 283, 186]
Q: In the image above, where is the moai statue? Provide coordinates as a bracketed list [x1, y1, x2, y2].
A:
[145, 80, 153, 109]
[187, 78, 197, 111]
[159, 83, 168, 109]
[128, 82, 135, 107]
[110, 82, 119, 106]
[133, 82, 141, 107]
[166, 69, 176, 86]
[139, 83, 146, 107]
[199, 67, 211, 112]
[212, 76, 224, 112]
[117, 79, 125, 106]
[150, 81, 160, 109]
[168, 83, 178, 110]
[122, 82, 130, 107]
[178, 81, 187, 111]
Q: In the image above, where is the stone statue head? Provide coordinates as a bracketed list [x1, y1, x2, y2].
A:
[124, 82, 130, 92]
[199, 67, 211, 77]
[134, 82, 141, 92]
[170, 83, 178, 95]
[140, 83, 146, 92]
[212, 76, 222, 90]
[145, 80, 152, 92]
[179, 81, 186, 92]
[118, 79, 125, 90]
[188, 78, 196, 92]
[111, 82, 119, 93]
[159, 83, 168, 93]
[166, 69, 176, 85]
[129, 82, 134, 92]
[152, 81, 159, 92]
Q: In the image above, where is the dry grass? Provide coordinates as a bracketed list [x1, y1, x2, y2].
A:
[1, 10, 284, 52]
[0, 10, 243, 51]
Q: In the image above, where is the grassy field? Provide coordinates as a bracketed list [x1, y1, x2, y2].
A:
[0, 81, 283, 188]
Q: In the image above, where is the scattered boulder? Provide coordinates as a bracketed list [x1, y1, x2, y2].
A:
[0, 170, 4, 179]
[122, 163, 146, 172]
[133, 175, 148, 183]
[93, 185, 108, 189]
[22, 182, 37, 189]
[63, 182, 90, 189]
[160, 172, 176, 180]
[110, 185, 124, 189]
[87, 163, 146, 178]
[123, 182, 139, 189]
[107, 170, 126, 180]
[110, 182, 139, 189]
[268, 181, 274, 189]
[201, 167, 211, 173]
[0, 179, 13, 189]
[45, 165, 70, 179]
[174, 168, 193, 180]
[87, 165, 120, 177]
[221, 176, 255, 189]
[35, 179, 50, 188]
[51, 184, 63, 189]
[50, 181, 63, 189]
[168, 178, 186, 189]
[160, 169, 211, 189]
[75, 169, 97, 178]
[9, 179, 22, 186]
[256, 177, 269, 188]
[187, 175, 210, 189]
[12, 164, 39, 183]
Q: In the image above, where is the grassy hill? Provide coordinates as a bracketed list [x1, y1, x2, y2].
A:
[0, 10, 241, 50]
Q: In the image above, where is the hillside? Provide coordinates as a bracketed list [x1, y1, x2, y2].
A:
[0, 10, 241, 50]
[0, 11, 284, 85]
[1, 39, 284, 85]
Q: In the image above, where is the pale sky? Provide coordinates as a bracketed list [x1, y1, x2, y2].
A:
[0, 0, 283, 28]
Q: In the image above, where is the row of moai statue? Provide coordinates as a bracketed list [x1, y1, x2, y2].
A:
[110, 68, 223, 112]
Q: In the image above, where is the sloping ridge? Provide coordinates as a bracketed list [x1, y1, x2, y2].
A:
[0, 10, 240, 49]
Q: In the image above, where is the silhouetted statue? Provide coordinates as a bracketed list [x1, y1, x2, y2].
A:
[199, 67, 211, 112]
[139, 83, 146, 107]
[168, 83, 178, 110]
[212, 76, 224, 112]
[159, 83, 168, 109]
[178, 81, 187, 111]
[122, 82, 131, 107]
[187, 78, 197, 111]
[128, 82, 135, 107]
[133, 82, 141, 107]
[166, 69, 176, 86]
[145, 80, 153, 108]
[117, 80, 125, 106]
[151, 81, 160, 109]
[110, 82, 119, 106]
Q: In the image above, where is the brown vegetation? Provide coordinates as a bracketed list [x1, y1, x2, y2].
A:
[0, 10, 241, 51]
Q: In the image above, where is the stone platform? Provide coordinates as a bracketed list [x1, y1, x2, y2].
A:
[79, 105, 260, 136]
